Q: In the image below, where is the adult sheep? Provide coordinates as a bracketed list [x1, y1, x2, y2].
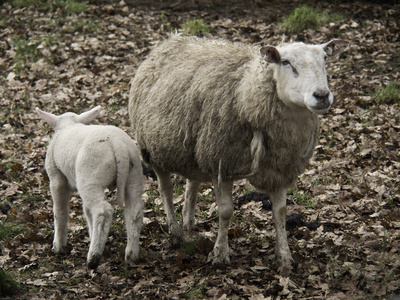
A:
[129, 35, 347, 274]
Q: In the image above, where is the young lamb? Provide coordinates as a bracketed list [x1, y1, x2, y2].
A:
[129, 35, 347, 274]
[36, 106, 144, 269]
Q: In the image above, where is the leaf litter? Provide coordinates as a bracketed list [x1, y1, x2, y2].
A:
[0, 0, 399, 299]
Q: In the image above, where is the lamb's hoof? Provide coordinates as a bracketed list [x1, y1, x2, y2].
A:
[87, 254, 101, 270]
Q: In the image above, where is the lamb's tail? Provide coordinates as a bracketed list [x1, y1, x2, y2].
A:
[113, 142, 130, 208]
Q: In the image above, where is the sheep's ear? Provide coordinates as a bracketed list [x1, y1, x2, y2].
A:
[260, 46, 281, 64]
[76, 105, 101, 125]
[35, 107, 58, 127]
[323, 39, 349, 56]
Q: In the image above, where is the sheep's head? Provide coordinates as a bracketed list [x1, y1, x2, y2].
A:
[260, 40, 348, 115]
[36, 106, 101, 131]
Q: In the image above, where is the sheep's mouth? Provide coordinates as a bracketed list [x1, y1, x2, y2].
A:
[308, 105, 331, 115]
[306, 100, 332, 114]
[306, 94, 333, 115]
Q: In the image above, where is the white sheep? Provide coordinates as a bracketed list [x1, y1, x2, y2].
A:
[36, 106, 144, 269]
[129, 35, 347, 274]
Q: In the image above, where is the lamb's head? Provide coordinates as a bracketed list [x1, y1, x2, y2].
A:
[261, 40, 348, 115]
[36, 106, 101, 131]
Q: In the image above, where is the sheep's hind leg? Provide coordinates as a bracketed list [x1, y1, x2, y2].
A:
[270, 188, 293, 276]
[50, 173, 72, 254]
[208, 178, 233, 265]
[80, 188, 113, 269]
[124, 168, 144, 263]
[182, 179, 200, 231]
[153, 167, 183, 247]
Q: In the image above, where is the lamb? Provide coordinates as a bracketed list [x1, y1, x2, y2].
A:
[36, 106, 144, 269]
[128, 35, 347, 274]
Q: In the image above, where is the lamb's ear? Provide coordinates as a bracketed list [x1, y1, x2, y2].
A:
[323, 39, 349, 56]
[260, 46, 281, 64]
[35, 107, 58, 127]
[76, 105, 101, 125]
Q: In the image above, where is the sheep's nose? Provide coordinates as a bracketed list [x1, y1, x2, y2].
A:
[313, 90, 330, 103]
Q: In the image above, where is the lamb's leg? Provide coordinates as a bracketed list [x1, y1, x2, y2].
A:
[270, 188, 293, 276]
[80, 187, 113, 269]
[153, 167, 183, 247]
[209, 178, 233, 265]
[182, 179, 201, 231]
[50, 174, 72, 254]
[124, 168, 144, 263]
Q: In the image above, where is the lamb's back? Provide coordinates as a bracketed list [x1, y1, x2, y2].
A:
[47, 125, 136, 189]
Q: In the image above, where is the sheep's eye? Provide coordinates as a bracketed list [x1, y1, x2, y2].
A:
[282, 60, 298, 76]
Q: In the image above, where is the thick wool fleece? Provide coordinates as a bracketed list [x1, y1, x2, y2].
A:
[129, 35, 318, 192]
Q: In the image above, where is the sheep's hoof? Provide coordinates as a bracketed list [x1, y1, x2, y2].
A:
[207, 247, 231, 266]
[169, 223, 184, 247]
[182, 220, 195, 232]
[87, 254, 101, 270]
[277, 262, 293, 277]
[52, 243, 71, 255]
[276, 253, 295, 276]
[125, 249, 140, 264]
[170, 233, 184, 248]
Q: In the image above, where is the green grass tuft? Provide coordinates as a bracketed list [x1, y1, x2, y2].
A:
[0, 17, 9, 29]
[181, 19, 211, 36]
[11, 35, 58, 71]
[10, 0, 87, 15]
[0, 222, 27, 240]
[64, 0, 87, 14]
[185, 283, 206, 299]
[9, 0, 41, 7]
[290, 189, 313, 209]
[0, 268, 20, 297]
[12, 38, 43, 67]
[374, 83, 400, 104]
[281, 5, 343, 33]
[61, 19, 99, 34]
[181, 239, 199, 256]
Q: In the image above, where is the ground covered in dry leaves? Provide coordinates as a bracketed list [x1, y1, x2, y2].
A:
[0, 0, 399, 299]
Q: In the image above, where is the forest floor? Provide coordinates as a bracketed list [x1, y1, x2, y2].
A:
[0, 0, 399, 299]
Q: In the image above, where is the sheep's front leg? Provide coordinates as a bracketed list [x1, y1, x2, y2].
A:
[50, 174, 72, 254]
[153, 168, 183, 247]
[80, 188, 113, 269]
[124, 169, 144, 263]
[182, 179, 201, 231]
[209, 178, 233, 265]
[270, 189, 293, 276]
